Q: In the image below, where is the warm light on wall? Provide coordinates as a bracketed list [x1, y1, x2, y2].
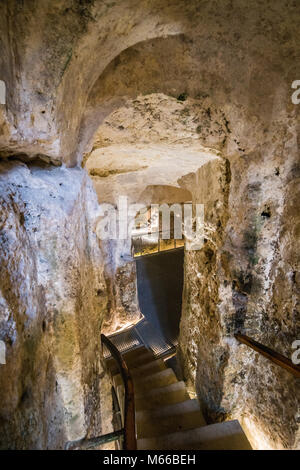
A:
[241, 415, 280, 450]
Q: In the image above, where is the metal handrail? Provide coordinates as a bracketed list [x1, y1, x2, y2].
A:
[101, 333, 137, 450]
[235, 333, 300, 378]
[65, 335, 137, 450]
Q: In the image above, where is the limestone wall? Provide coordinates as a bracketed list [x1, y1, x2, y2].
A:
[0, 161, 111, 449]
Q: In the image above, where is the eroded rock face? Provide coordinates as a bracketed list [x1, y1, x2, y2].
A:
[99, 238, 141, 334]
[179, 125, 300, 449]
[0, 0, 299, 451]
[85, 75, 299, 448]
[86, 93, 220, 333]
[0, 161, 111, 449]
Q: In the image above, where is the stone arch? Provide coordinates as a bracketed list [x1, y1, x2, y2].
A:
[0, 0, 299, 450]
[79, 19, 300, 449]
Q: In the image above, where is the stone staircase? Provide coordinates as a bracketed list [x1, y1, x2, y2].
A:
[106, 346, 252, 450]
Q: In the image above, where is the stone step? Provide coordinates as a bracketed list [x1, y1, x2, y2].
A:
[136, 399, 206, 438]
[130, 358, 167, 377]
[133, 368, 177, 394]
[137, 419, 252, 450]
[106, 346, 154, 375]
[135, 381, 190, 411]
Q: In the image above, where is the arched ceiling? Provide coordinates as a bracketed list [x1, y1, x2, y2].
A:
[0, 0, 299, 165]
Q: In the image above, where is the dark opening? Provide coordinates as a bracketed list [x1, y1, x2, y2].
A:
[135, 248, 184, 346]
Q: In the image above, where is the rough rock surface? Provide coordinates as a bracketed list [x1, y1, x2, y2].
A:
[87, 35, 299, 445]
[87, 94, 219, 333]
[178, 118, 300, 450]
[78, 2, 300, 448]
[0, 161, 111, 449]
[0, 0, 299, 451]
[1, 0, 299, 167]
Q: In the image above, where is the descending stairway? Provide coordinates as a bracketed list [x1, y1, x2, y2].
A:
[106, 346, 252, 450]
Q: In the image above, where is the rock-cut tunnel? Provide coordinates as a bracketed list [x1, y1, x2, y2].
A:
[0, 0, 299, 452]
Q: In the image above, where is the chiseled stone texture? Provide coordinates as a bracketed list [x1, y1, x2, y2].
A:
[0, 0, 299, 451]
[0, 0, 183, 163]
[87, 93, 220, 334]
[82, 8, 300, 447]
[178, 121, 300, 449]
[0, 0, 299, 166]
[0, 161, 110, 449]
[99, 237, 142, 334]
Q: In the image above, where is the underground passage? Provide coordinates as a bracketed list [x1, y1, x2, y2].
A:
[0, 0, 299, 452]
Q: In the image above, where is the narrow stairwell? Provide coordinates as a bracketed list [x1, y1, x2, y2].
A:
[106, 346, 252, 450]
